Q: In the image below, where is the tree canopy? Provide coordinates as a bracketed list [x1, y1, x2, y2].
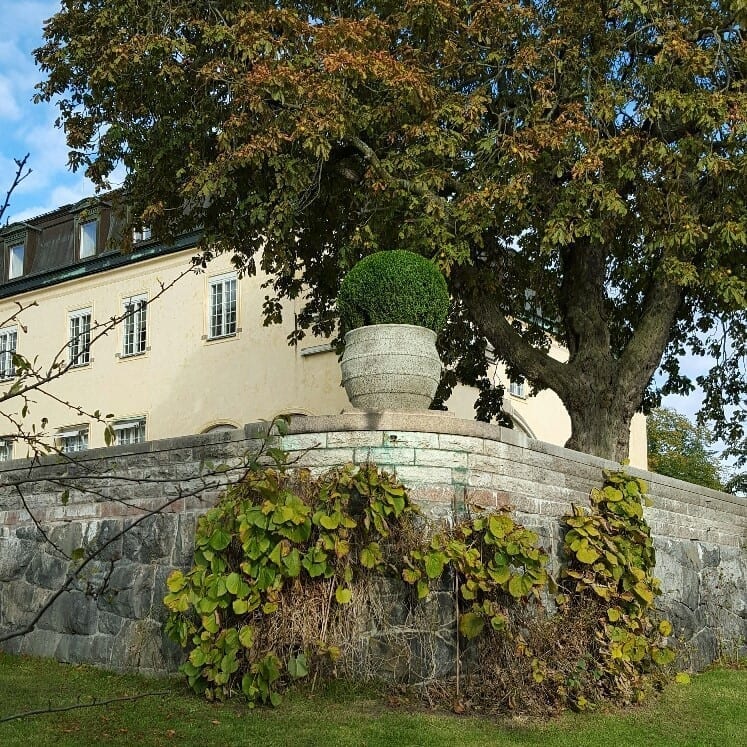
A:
[647, 407, 725, 491]
[35, 1, 747, 460]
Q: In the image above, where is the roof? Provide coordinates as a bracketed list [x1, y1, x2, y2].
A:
[0, 196, 202, 300]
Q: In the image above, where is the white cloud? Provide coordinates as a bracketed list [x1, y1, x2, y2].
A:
[0, 75, 22, 120]
[8, 176, 94, 223]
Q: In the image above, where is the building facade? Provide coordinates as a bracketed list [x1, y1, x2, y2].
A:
[0, 198, 647, 467]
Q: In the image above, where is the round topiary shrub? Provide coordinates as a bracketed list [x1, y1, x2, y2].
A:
[337, 250, 449, 333]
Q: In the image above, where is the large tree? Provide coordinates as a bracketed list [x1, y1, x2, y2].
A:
[35, 1, 747, 460]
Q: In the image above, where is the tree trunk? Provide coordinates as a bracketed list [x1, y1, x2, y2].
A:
[563, 393, 636, 462]
[454, 249, 683, 464]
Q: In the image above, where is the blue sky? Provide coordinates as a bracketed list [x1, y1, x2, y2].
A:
[1, 1, 103, 223]
[0, 1, 730, 442]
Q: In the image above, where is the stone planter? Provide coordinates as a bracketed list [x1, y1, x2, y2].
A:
[340, 324, 442, 410]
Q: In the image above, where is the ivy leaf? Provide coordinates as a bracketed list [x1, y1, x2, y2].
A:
[359, 543, 379, 569]
[576, 543, 600, 565]
[283, 548, 301, 577]
[225, 572, 241, 596]
[335, 586, 352, 604]
[651, 647, 676, 666]
[209, 528, 232, 551]
[166, 570, 185, 593]
[459, 612, 484, 639]
[238, 625, 254, 649]
[607, 607, 621, 622]
[508, 574, 533, 599]
[633, 582, 654, 605]
[424, 552, 446, 579]
[402, 568, 420, 584]
[658, 620, 673, 637]
[319, 513, 340, 530]
[488, 514, 513, 539]
[287, 653, 309, 679]
[232, 599, 249, 615]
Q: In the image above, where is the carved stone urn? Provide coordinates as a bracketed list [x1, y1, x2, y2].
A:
[340, 323, 442, 410]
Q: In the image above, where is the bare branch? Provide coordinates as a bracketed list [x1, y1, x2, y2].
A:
[0, 690, 171, 724]
[1, 154, 32, 225]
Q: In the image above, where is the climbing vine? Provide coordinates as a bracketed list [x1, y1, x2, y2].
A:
[165, 456, 675, 713]
[164, 460, 416, 705]
[402, 512, 550, 639]
[558, 468, 675, 703]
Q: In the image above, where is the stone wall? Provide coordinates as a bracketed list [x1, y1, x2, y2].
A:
[1, 412, 745, 674]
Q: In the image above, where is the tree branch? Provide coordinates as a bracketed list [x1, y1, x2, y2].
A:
[0, 154, 32, 225]
[453, 263, 571, 398]
[618, 272, 684, 405]
[0, 690, 170, 724]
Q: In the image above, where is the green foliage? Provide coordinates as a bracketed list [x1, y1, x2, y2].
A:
[647, 407, 725, 492]
[337, 250, 449, 333]
[560, 468, 675, 702]
[35, 0, 747, 460]
[166, 455, 674, 712]
[164, 461, 416, 706]
[402, 511, 549, 637]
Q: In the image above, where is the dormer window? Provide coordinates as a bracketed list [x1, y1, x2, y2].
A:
[132, 226, 152, 243]
[79, 219, 98, 258]
[8, 242, 24, 279]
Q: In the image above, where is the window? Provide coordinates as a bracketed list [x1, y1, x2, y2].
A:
[113, 418, 146, 445]
[79, 220, 98, 258]
[208, 273, 237, 339]
[8, 243, 24, 279]
[57, 426, 88, 453]
[509, 378, 526, 398]
[69, 308, 92, 366]
[122, 295, 147, 356]
[132, 226, 152, 243]
[202, 423, 238, 434]
[0, 440, 12, 461]
[0, 327, 17, 379]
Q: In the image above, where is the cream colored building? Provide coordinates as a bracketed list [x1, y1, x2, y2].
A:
[0, 198, 647, 467]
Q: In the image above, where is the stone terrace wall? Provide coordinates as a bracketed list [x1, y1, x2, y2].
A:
[1, 412, 745, 674]
[284, 412, 746, 669]
[0, 426, 261, 674]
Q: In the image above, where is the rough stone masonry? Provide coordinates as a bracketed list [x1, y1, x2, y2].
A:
[0, 412, 745, 675]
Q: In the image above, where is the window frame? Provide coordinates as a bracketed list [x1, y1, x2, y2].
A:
[0, 439, 12, 462]
[56, 426, 89, 454]
[132, 226, 152, 243]
[68, 307, 93, 367]
[121, 294, 148, 357]
[78, 218, 98, 259]
[207, 272, 238, 340]
[0, 326, 18, 380]
[509, 378, 527, 399]
[112, 417, 146, 446]
[7, 242, 25, 279]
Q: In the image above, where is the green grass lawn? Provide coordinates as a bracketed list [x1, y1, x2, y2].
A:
[0, 653, 744, 746]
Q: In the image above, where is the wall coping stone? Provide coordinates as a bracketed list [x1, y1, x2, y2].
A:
[0, 426, 258, 476]
[2, 411, 744, 516]
[283, 412, 746, 513]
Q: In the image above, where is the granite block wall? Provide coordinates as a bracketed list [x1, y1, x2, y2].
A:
[1, 412, 744, 674]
